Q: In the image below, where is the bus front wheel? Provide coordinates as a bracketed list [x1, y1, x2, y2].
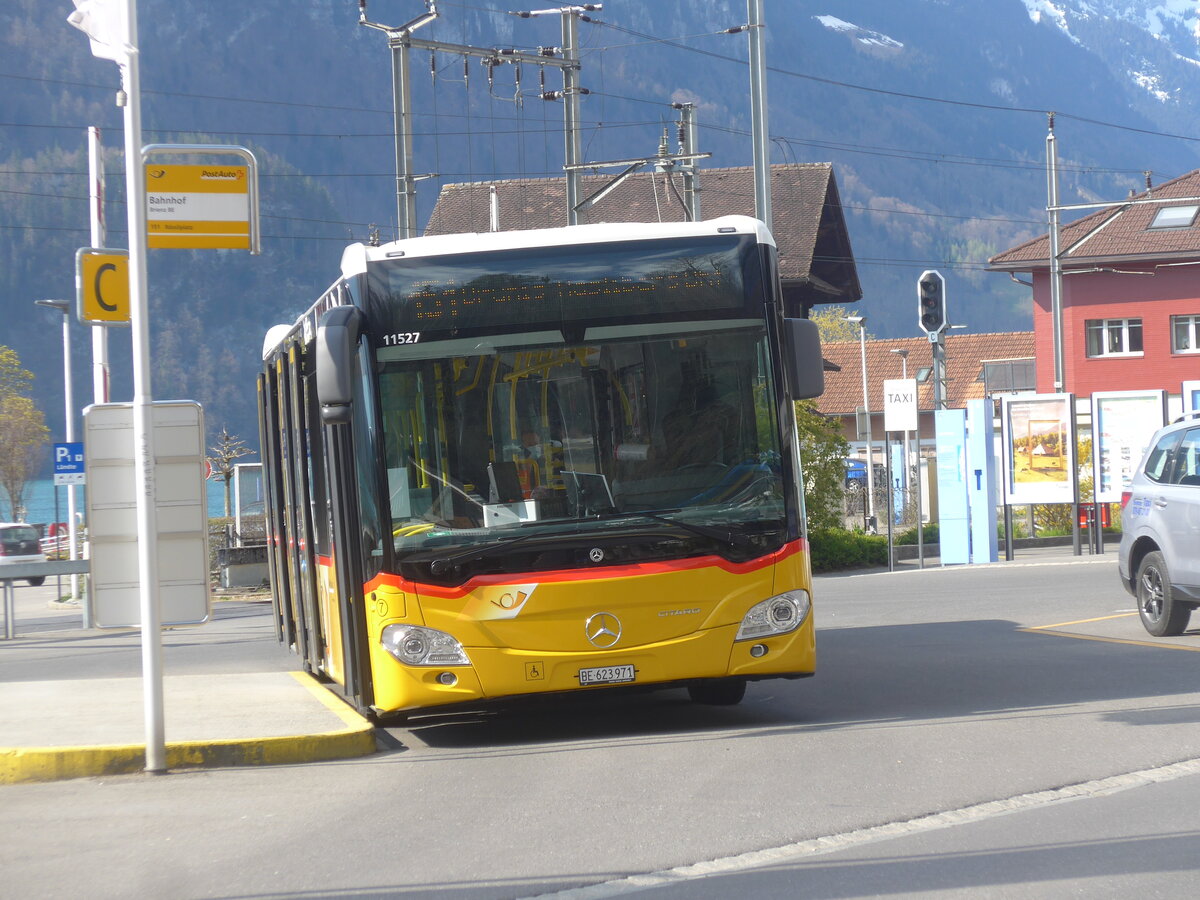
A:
[688, 678, 746, 706]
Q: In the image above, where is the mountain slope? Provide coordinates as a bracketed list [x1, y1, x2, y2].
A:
[4, 0, 1200, 449]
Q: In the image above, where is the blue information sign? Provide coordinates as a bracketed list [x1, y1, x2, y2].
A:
[53, 441, 86, 485]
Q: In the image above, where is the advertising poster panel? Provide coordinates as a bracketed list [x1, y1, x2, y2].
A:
[1184, 380, 1200, 413]
[1091, 390, 1167, 503]
[1000, 393, 1076, 505]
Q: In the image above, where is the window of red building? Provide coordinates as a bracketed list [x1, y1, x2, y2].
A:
[1086, 317, 1143, 357]
[1172, 314, 1200, 354]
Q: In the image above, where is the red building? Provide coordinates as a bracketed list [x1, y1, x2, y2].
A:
[989, 170, 1200, 405]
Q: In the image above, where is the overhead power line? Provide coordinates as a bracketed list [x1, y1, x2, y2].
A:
[588, 18, 1200, 144]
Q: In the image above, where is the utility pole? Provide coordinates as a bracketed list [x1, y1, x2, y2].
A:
[570, 111, 710, 221]
[674, 102, 701, 220]
[746, 0, 771, 231]
[360, 2, 596, 234]
[358, 1, 438, 239]
[560, 7, 583, 224]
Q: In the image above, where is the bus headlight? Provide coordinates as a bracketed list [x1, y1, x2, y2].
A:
[381, 624, 471, 667]
[736, 590, 810, 641]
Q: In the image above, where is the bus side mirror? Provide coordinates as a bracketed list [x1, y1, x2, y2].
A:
[316, 306, 363, 424]
[783, 317, 825, 400]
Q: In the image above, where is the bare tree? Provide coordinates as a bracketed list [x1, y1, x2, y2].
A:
[207, 428, 255, 517]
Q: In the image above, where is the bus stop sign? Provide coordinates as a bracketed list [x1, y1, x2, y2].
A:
[76, 248, 130, 325]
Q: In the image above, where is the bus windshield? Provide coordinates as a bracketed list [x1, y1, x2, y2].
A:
[376, 322, 786, 570]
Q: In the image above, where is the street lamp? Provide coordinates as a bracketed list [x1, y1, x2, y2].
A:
[845, 315, 875, 531]
[33, 299, 80, 601]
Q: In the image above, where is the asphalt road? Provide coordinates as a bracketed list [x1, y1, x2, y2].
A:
[5, 553, 1200, 899]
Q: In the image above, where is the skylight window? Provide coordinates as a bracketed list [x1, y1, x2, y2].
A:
[1149, 205, 1200, 229]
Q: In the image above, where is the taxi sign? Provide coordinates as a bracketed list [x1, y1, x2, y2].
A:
[145, 164, 250, 250]
[75, 247, 130, 325]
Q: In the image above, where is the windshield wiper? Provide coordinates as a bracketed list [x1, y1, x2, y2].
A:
[426, 510, 755, 577]
[428, 528, 546, 577]
[595, 510, 754, 553]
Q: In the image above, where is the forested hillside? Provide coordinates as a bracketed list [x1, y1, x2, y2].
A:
[5, 0, 1200, 455]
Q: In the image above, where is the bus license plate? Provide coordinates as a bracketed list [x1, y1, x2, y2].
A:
[578, 664, 635, 686]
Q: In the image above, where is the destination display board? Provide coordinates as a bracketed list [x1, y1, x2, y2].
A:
[366, 235, 761, 336]
[144, 164, 250, 249]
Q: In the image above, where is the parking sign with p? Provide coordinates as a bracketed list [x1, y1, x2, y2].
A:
[54, 442, 86, 486]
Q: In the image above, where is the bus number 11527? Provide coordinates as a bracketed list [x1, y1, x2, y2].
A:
[382, 332, 421, 346]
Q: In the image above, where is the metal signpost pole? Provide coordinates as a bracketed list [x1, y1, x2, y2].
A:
[110, 0, 166, 774]
[34, 301, 79, 603]
[88, 126, 109, 404]
[885, 433, 894, 571]
[60, 309, 78, 602]
[86, 125, 107, 627]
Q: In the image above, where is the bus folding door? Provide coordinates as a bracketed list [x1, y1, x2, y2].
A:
[287, 344, 324, 675]
[257, 370, 292, 647]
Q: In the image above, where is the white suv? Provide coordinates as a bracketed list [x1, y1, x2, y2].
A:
[0, 523, 48, 587]
[1119, 411, 1200, 636]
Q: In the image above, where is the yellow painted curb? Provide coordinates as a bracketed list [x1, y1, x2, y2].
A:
[0, 672, 375, 785]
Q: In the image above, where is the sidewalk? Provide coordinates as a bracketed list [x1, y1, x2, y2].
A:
[0, 582, 376, 785]
[818, 535, 1120, 577]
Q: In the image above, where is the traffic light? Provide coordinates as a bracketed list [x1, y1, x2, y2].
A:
[917, 269, 947, 335]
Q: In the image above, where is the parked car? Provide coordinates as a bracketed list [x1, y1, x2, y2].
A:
[0, 522, 48, 587]
[1119, 411, 1200, 636]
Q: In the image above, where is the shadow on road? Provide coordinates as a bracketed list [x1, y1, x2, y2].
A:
[390, 618, 1200, 751]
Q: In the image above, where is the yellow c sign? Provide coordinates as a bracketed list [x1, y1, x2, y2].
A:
[77, 249, 130, 325]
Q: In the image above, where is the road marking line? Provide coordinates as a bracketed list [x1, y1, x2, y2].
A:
[1025, 612, 1138, 630]
[1018, 628, 1200, 652]
[522, 758, 1200, 899]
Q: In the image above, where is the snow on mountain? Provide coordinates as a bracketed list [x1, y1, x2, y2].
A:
[1020, 1, 1082, 44]
[1020, 0, 1200, 103]
[813, 15, 904, 54]
[1022, 0, 1199, 45]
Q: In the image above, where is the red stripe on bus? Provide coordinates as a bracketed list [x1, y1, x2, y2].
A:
[361, 539, 806, 600]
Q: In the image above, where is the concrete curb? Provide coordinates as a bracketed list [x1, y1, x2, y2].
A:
[0, 672, 376, 785]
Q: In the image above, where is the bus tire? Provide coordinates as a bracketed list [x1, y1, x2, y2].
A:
[688, 678, 746, 706]
[27, 576, 45, 587]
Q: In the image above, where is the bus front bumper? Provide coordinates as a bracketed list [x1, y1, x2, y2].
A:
[368, 618, 815, 715]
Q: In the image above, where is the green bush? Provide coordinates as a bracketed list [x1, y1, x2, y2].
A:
[895, 522, 939, 545]
[809, 527, 888, 572]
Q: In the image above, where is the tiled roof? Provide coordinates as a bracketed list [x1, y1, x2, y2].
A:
[423, 164, 862, 307]
[815, 331, 1035, 416]
[989, 169, 1200, 270]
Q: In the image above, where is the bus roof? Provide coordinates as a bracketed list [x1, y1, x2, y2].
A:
[263, 216, 774, 360]
[339, 215, 774, 279]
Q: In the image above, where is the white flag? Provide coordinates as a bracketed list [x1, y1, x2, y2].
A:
[67, 0, 129, 63]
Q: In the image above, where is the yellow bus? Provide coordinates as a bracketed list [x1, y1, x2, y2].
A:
[258, 215, 825, 718]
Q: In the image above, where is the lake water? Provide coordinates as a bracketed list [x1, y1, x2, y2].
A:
[6, 478, 233, 526]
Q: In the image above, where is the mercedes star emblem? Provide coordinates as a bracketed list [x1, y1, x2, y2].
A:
[584, 612, 622, 648]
